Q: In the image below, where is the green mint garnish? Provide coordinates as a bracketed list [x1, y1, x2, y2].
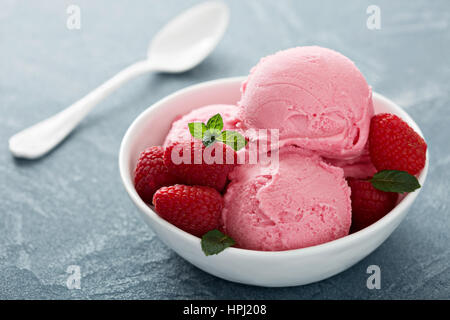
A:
[206, 113, 223, 131]
[217, 130, 248, 151]
[370, 170, 421, 193]
[201, 229, 236, 256]
[188, 113, 247, 151]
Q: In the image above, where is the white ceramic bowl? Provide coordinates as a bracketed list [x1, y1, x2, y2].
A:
[119, 77, 428, 287]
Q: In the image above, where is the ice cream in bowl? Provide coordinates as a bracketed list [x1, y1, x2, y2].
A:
[119, 46, 428, 287]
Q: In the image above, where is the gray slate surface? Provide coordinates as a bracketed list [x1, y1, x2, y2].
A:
[1, 0, 449, 299]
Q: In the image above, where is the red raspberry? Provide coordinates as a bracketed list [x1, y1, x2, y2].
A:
[164, 141, 237, 192]
[134, 146, 178, 203]
[153, 185, 223, 237]
[348, 178, 398, 232]
[369, 113, 427, 175]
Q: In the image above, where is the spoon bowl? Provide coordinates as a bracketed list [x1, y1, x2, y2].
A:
[148, 1, 229, 73]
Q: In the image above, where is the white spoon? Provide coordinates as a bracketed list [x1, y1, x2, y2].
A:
[9, 1, 229, 159]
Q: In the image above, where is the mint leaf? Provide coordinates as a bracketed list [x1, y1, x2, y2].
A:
[188, 122, 207, 140]
[201, 229, 235, 256]
[370, 170, 421, 193]
[217, 131, 248, 151]
[206, 114, 223, 131]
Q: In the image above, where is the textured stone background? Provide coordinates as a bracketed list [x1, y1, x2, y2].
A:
[1, 0, 449, 299]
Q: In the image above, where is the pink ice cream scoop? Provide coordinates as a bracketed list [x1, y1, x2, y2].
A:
[163, 104, 240, 148]
[222, 147, 352, 251]
[238, 46, 374, 160]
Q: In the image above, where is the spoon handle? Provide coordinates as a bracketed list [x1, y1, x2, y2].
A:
[9, 60, 153, 159]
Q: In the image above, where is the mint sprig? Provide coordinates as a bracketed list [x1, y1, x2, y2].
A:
[370, 170, 421, 193]
[188, 113, 247, 151]
[201, 229, 236, 256]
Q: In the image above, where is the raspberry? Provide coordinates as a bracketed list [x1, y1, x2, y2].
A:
[348, 178, 398, 232]
[164, 141, 237, 192]
[134, 146, 178, 203]
[153, 185, 223, 237]
[369, 113, 427, 175]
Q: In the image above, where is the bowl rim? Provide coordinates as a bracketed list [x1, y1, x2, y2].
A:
[119, 76, 429, 258]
